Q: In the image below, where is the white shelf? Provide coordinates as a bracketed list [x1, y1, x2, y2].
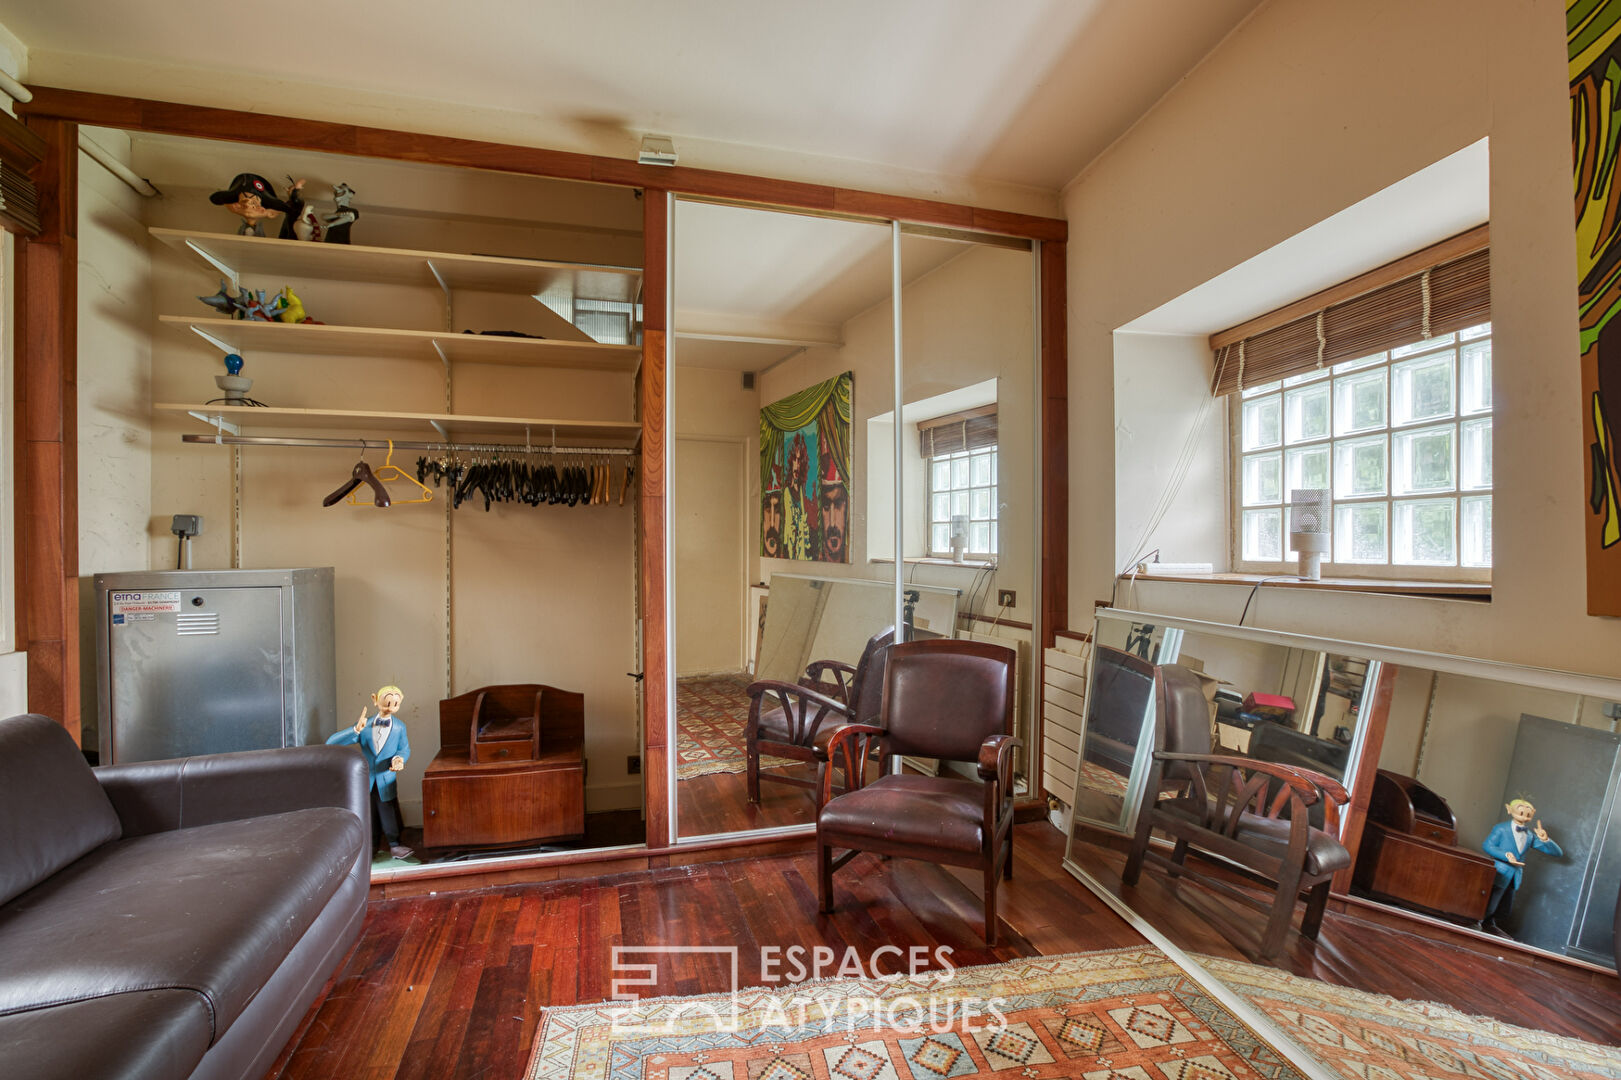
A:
[150, 227, 642, 303]
[157, 404, 643, 448]
[159, 315, 641, 373]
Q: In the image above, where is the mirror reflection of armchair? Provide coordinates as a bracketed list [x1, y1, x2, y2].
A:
[1083, 646, 1155, 777]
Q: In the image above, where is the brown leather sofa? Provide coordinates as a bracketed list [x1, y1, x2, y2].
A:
[0, 713, 370, 1080]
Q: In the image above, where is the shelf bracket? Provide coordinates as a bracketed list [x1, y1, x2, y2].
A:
[185, 240, 240, 289]
[188, 410, 242, 440]
[426, 259, 453, 331]
[188, 324, 239, 356]
[432, 339, 450, 371]
[428, 419, 450, 441]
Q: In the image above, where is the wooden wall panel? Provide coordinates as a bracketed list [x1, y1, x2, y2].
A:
[14, 117, 80, 739]
[1040, 240, 1069, 650]
[640, 189, 669, 848]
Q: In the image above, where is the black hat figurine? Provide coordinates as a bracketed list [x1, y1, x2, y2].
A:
[209, 173, 292, 237]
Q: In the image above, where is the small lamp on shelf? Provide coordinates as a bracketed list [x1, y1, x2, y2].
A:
[1288, 487, 1331, 581]
[949, 513, 970, 563]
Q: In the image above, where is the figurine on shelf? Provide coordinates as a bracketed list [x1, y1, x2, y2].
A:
[198, 279, 239, 317]
[276, 286, 322, 324]
[327, 684, 413, 861]
[321, 182, 359, 244]
[279, 176, 320, 241]
[205, 352, 267, 407]
[1480, 797, 1563, 939]
[208, 173, 292, 237]
[239, 288, 279, 322]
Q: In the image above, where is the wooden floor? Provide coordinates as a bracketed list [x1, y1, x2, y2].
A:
[267, 824, 1621, 1079]
[676, 763, 818, 836]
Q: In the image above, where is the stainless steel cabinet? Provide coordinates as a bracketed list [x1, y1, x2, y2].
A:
[94, 568, 336, 764]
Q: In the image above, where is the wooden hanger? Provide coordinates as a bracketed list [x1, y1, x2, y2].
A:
[324, 450, 392, 508]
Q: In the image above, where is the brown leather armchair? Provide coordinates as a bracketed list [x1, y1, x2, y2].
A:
[1121, 664, 1352, 960]
[816, 639, 1020, 944]
[744, 627, 894, 806]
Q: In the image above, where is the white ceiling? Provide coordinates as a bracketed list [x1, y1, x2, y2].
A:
[5, 0, 1263, 192]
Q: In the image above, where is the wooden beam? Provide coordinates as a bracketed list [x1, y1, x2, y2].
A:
[19, 87, 1067, 242]
[14, 116, 79, 739]
[1210, 224, 1488, 350]
[640, 189, 669, 849]
[1332, 662, 1396, 895]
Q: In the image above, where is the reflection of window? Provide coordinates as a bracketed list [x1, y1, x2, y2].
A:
[1215, 234, 1491, 580]
[921, 407, 997, 558]
[1236, 325, 1492, 573]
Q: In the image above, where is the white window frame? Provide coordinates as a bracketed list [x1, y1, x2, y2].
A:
[925, 444, 999, 559]
[1230, 323, 1493, 583]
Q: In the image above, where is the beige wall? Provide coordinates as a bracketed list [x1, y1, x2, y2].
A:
[1065, 0, 1621, 675]
[77, 136, 645, 818]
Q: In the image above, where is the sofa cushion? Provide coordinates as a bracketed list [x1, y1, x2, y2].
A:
[0, 990, 212, 1080]
[0, 714, 122, 907]
[0, 805, 364, 1044]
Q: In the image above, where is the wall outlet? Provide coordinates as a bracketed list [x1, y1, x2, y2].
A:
[627, 755, 642, 775]
[997, 589, 1016, 607]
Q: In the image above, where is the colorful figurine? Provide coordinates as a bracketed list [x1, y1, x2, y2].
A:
[321, 182, 359, 244]
[276, 286, 321, 324]
[208, 173, 291, 237]
[327, 685, 413, 861]
[198, 279, 239, 317]
[278, 176, 313, 241]
[1480, 797, 1563, 938]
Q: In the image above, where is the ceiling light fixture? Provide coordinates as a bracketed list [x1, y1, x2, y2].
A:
[637, 135, 678, 167]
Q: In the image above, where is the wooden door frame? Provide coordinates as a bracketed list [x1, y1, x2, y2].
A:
[13, 87, 1069, 849]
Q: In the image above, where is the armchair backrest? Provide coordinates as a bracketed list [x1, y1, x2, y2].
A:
[846, 627, 896, 726]
[1157, 664, 1213, 758]
[879, 640, 1015, 764]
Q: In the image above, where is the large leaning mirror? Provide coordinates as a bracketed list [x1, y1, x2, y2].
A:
[1062, 608, 1621, 1053]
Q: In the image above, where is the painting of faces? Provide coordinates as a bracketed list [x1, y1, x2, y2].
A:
[760, 371, 853, 563]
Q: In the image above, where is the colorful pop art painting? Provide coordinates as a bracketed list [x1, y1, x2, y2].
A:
[1573, 0, 1621, 614]
[760, 371, 853, 563]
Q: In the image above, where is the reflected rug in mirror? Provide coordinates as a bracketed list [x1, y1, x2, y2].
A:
[527, 947, 1308, 1080]
[1200, 956, 1621, 1079]
[677, 672, 797, 779]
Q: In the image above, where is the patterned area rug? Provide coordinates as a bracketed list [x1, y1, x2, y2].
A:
[1080, 760, 1130, 798]
[527, 947, 1307, 1080]
[677, 672, 797, 780]
[1202, 956, 1621, 1079]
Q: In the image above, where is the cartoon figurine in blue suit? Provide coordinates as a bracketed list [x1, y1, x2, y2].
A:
[327, 684, 413, 861]
[1480, 797, 1562, 938]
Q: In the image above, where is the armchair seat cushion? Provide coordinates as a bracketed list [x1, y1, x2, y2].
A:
[819, 773, 989, 854]
[754, 706, 849, 751]
[1156, 797, 1351, 876]
[0, 805, 364, 1041]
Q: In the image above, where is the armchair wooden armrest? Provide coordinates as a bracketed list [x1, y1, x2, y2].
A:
[745, 679, 849, 744]
[802, 659, 858, 703]
[1154, 750, 1349, 831]
[823, 723, 887, 805]
[978, 733, 1024, 825]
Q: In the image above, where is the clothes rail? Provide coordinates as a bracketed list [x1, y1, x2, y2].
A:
[180, 433, 637, 455]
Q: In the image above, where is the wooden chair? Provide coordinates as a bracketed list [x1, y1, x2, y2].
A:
[816, 639, 1020, 944]
[1121, 664, 1351, 960]
[744, 627, 894, 806]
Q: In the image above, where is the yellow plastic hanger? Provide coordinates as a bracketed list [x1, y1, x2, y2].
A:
[347, 439, 434, 506]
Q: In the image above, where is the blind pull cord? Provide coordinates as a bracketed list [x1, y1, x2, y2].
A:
[1315, 311, 1327, 368]
[1236, 340, 1246, 392]
[1421, 268, 1433, 339]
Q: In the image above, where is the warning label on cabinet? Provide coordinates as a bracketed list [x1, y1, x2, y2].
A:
[110, 591, 181, 616]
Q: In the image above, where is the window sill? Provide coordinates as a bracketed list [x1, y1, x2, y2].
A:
[1121, 571, 1490, 601]
[869, 556, 998, 569]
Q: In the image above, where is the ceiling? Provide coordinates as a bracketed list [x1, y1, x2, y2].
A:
[4, 0, 1264, 193]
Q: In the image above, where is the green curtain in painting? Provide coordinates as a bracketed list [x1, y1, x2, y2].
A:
[1572, 0, 1621, 614]
[760, 371, 853, 563]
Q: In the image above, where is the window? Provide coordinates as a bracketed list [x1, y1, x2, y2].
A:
[1235, 323, 1492, 575]
[927, 447, 999, 558]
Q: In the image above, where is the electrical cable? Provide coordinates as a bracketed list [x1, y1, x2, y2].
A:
[1115, 389, 1218, 590]
[1237, 575, 1293, 626]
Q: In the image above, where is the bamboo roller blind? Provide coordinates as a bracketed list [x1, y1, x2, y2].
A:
[1209, 230, 1490, 397]
[918, 405, 998, 458]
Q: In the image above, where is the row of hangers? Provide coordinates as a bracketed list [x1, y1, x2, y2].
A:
[320, 440, 636, 510]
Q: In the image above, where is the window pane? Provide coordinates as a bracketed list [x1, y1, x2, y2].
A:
[1242, 394, 1282, 450]
[990, 522, 998, 555]
[1334, 502, 1388, 563]
[990, 451, 998, 483]
[1392, 423, 1455, 495]
[1393, 498, 1457, 566]
[930, 493, 948, 522]
[1460, 339, 1491, 414]
[1391, 333, 1456, 358]
[951, 491, 969, 517]
[1460, 418, 1492, 490]
[932, 524, 949, 552]
[1333, 351, 1386, 374]
[932, 460, 950, 490]
[1391, 351, 1455, 426]
[1242, 452, 1282, 506]
[1334, 369, 1387, 434]
[971, 488, 992, 519]
[969, 522, 990, 553]
[1284, 383, 1331, 443]
[1242, 509, 1283, 561]
[1283, 369, 1330, 387]
[1461, 495, 1492, 567]
[1241, 379, 1282, 399]
[971, 453, 992, 486]
[951, 457, 970, 487]
[1334, 434, 1387, 497]
[1459, 322, 1491, 340]
[1286, 446, 1331, 494]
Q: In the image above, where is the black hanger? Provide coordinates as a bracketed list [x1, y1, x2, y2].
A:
[323, 459, 392, 508]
